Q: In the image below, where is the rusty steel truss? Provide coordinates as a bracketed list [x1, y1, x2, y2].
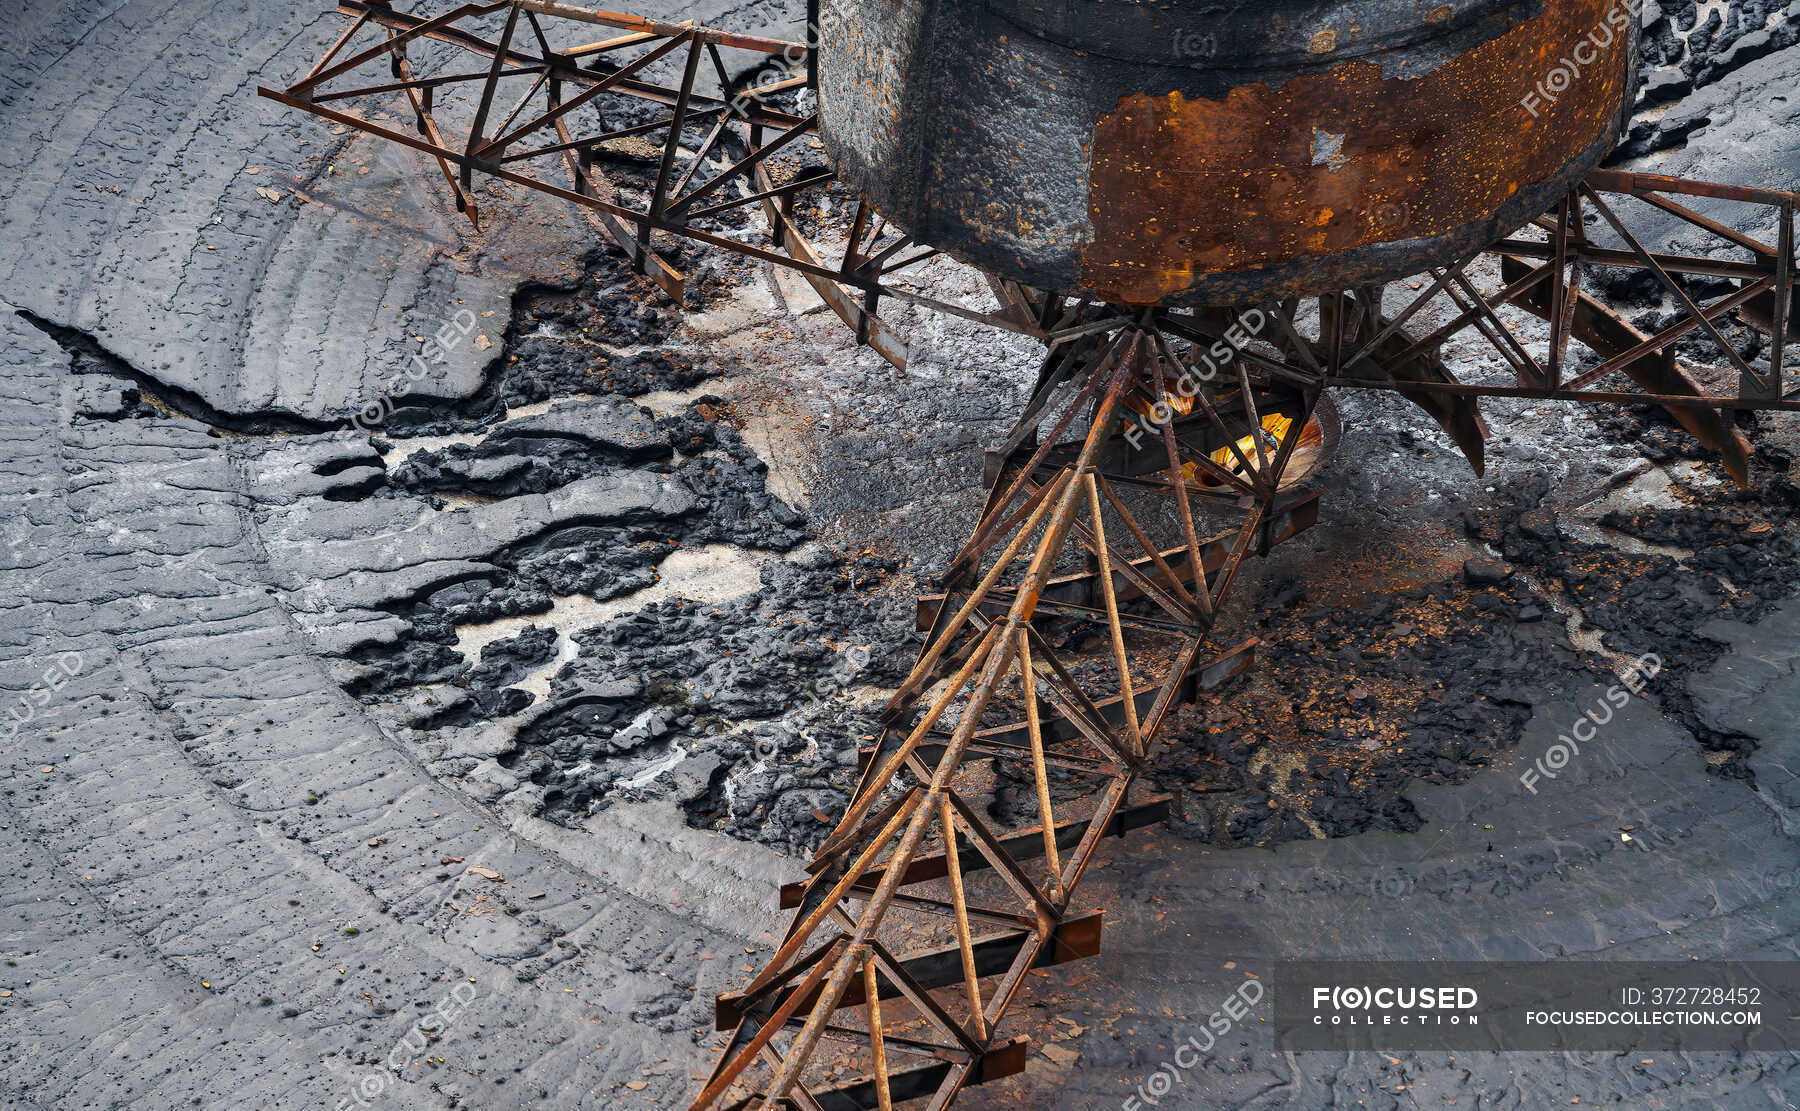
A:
[258, 4, 1798, 1109]
[689, 317, 1327, 1109]
[258, 2, 1799, 402]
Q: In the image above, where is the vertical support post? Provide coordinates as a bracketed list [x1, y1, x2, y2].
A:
[864, 960, 893, 1111]
[641, 31, 703, 274]
[937, 795, 988, 1042]
[1771, 199, 1792, 402]
[806, 0, 821, 92]
[462, 0, 522, 203]
[1548, 192, 1571, 388]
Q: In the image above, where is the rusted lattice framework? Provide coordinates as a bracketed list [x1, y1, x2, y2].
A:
[259, 3, 1797, 404]
[259, 4, 1798, 1108]
[260, 0, 1046, 369]
[688, 316, 1323, 1106]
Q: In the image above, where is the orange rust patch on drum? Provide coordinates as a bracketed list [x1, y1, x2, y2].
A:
[1080, 0, 1631, 305]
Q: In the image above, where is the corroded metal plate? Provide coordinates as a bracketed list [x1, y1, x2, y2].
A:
[818, 0, 1636, 305]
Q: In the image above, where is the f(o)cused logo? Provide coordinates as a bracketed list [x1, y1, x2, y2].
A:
[1371, 201, 1410, 232]
[350, 394, 395, 433]
[1171, 29, 1218, 58]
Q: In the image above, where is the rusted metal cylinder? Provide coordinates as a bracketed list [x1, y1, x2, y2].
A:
[816, 0, 1637, 306]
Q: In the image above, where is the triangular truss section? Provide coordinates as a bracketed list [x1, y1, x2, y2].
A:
[258, 0, 1053, 370]
[691, 320, 1324, 1110]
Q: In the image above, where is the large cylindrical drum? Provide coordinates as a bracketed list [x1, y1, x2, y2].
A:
[815, 0, 1637, 306]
